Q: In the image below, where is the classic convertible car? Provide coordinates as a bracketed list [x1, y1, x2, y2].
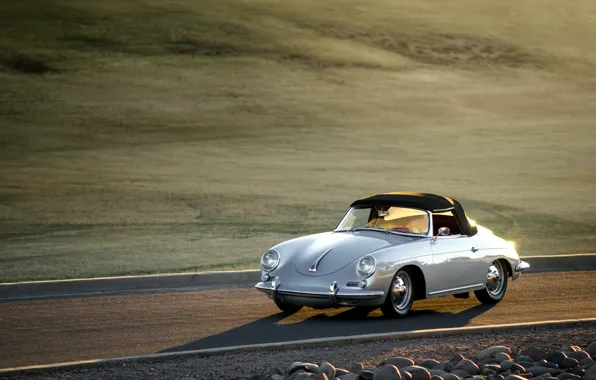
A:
[255, 192, 530, 318]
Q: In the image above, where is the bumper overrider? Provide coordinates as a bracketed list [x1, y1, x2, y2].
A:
[514, 260, 530, 273]
[255, 276, 385, 308]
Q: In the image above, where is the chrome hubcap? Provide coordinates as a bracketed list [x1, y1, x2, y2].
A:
[487, 262, 504, 296]
[392, 272, 411, 310]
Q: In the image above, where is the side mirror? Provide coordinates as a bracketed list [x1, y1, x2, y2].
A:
[433, 227, 450, 240]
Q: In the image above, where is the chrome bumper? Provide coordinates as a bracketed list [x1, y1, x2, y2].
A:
[255, 278, 385, 308]
[514, 260, 530, 273]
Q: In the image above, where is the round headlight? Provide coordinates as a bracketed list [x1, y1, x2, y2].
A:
[357, 256, 376, 277]
[261, 250, 280, 272]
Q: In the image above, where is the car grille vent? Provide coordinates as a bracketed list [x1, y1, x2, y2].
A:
[346, 281, 360, 287]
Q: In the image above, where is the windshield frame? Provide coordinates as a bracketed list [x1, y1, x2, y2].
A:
[334, 206, 433, 238]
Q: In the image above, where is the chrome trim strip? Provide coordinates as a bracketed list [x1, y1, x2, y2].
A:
[428, 283, 484, 296]
[309, 247, 334, 272]
[257, 283, 385, 300]
[432, 207, 455, 212]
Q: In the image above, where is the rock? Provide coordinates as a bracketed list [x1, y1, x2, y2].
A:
[517, 356, 534, 363]
[431, 376, 444, 380]
[336, 369, 351, 377]
[567, 351, 589, 361]
[510, 364, 526, 373]
[433, 363, 448, 371]
[559, 357, 579, 369]
[451, 354, 466, 363]
[451, 370, 472, 379]
[384, 358, 416, 370]
[288, 370, 306, 380]
[429, 370, 449, 378]
[456, 360, 480, 376]
[442, 374, 461, 380]
[556, 374, 580, 380]
[402, 371, 412, 380]
[482, 369, 497, 377]
[503, 375, 527, 380]
[533, 361, 548, 367]
[561, 347, 581, 354]
[409, 368, 431, 380]
[319, 362, 336, 379]
[350, 365, 365, 373]
[540, 362, 559, 369]
[495, 354, 511, 363]
[478, 347, 513, 361]
[587, 342, 596, 357]
[289, 363, 320, 375]
[516, 362, 534, 370]
[339, 374, 358, 380]
[547, 352, 567, 366]
[419, 360, 441, 370]
[519, 347, 548, 362]
[501, 361, 516, 371]
[478, 358, 502, 366]
[402, 367, 429, 374]
[357, 369, 374, 380]
[525, 367, 561, 376]
[272, 375, 285, 380]
[492, 376, 505, 380]
[482, 365, 502, 373]
[580, 357, 595, 367]
[373, 365, 401, 380]
[570, 367, 585, 377]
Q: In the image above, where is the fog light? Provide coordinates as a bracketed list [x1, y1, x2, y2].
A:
[261, 274, 272, 282]
[358, 279, 367, 288]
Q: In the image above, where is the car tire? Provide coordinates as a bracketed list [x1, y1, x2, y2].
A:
[474, 260, 508, 304]
[381, 269, 414, 318]
[273, 298, 303, 314]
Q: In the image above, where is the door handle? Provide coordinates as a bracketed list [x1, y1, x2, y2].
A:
[471, 247, 478, 253]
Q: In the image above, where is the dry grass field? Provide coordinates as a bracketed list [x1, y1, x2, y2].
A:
[1, 0, 595, 282]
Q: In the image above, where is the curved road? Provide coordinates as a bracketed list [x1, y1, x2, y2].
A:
[0, 271, 594, 369]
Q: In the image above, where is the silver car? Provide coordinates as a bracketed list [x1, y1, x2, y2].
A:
[255, 192, 530, 318]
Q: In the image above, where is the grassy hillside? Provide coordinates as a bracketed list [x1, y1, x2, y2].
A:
[1, 0, 595, 282]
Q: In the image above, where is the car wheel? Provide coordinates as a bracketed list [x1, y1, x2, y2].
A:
[474, 260, 508, 304]
[273, 298, 303, 314]
[381, 269, 414, 318]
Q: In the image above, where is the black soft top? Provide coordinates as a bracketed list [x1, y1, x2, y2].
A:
[349, 192, 477, 236]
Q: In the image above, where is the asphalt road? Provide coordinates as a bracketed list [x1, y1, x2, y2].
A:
[0, 271, 594, 369]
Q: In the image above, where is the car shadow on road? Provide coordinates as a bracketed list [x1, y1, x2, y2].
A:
[158, 301, 495, 354]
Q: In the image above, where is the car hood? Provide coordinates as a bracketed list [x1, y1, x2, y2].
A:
[293, 231, 415, 276]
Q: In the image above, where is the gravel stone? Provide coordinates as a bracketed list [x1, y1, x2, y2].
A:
[580, 357, 595, 367]
[517, 356, 534, 363]
[519, 347, 548, 362]
[289, 362, 320, 375]
[451, 370, 473, 378]
[516, 362, 534, 370]
[451, 354, 466, 363]
[373, 365, 401, 380]
[401, 366, 429, 374]
[271, 375, 285, 380]
[442, 374, 461, 380]
[384, 358, 416, 369]
[319, 362, 335, 379]
[339, 374, 358, 380]
[540, 362, 559, 369]
[429, 370, 449, 378]
[556, 374, 580, 380]
[561, 347, 582, 354]
[501, 361, 516, 371]
[482, 364, 502, 373]
[567, 351, 589, 361]
[357, 369, 374, 380]
[402, 371, 412, 380]
[456, 359, 480, 375]
[430, 376, 444, 380]
[336, 369, 351, 377]
[547, 352, 567, 366]
[503, 375, 527, 380]
[587, 342, 596, 357]
[559, 358, 579, 369]
[477, 347, 512, 361]
[495, 353, 512, 363]
[584, 365, 596, 380]
[408, 368, 431, 380]
[525, 367, 561, 376]
[418, 360, 441, 370]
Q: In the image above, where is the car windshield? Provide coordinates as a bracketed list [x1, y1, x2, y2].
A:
[335, 206, 429, 236]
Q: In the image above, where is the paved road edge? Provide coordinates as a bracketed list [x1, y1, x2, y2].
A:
[1, 318, 595, 377]
[2, 254, 595, 300]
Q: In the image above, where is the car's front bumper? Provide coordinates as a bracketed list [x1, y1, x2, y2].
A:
[512, 260, 530, 280]
[255, 278, 385, 308]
